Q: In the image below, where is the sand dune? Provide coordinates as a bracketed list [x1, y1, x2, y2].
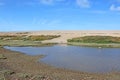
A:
[0, 30, 120, 43]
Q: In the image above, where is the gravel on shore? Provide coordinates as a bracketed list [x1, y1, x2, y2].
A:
[0, 47, 120, 80]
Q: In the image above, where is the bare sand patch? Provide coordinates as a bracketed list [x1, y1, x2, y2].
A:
[1, 30, 120, 43]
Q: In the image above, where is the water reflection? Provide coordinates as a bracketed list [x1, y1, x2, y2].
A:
[5, 45, 120, 73]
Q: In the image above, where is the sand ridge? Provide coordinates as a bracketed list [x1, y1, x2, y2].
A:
[0, 30, 120, 43]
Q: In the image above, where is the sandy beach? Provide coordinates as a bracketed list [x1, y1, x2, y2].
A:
[0, 30, 120, 43]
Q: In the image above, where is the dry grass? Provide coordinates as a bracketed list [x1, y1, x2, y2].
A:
[1, 30, 120, 43]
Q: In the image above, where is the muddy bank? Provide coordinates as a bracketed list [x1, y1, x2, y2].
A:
[0, 47, 120, 80]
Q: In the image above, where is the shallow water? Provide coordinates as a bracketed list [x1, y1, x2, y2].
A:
[4, 45, 120, 73]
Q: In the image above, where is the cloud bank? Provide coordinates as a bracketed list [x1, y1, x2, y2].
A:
[110, 4, 120, 11]
[39, 0, 90, 8]
[76, 0, 90, 8]
[40, 0, 54, 5]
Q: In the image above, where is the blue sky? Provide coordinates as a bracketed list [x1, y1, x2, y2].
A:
[0, 0, 120, 31]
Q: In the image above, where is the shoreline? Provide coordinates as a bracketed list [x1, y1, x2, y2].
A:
[1, 40, 120, 48]
[1, 30, 120, 44]
[0, 31, 120, 48]
[0, 31, 120, 79]
[1, 47, 120, 80]
[67, 42, 120, 48]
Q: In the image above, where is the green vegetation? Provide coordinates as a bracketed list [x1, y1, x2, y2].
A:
[0, 40, 56, 47]
[0, 35, 60, 46]
[0, 35, 60, 41]
[67, 36, 120, 44]
[67, 42, 120, 48]
[67, 36, 120, 47]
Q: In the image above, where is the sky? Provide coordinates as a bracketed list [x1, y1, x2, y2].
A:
[0, 0, 120, 31]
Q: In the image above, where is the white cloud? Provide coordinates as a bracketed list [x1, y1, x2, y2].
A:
[55, 0, 65, 1]
[110, 4, 120, 11]
[24, 2, 37, 6]
[31, 18, 61, 27]
[40, 0, 54, 5]
[39, 0, 66, 5]
[26, 0, 91, 7]
[40, 19, 60, 26]
[76, 0, 90, 8]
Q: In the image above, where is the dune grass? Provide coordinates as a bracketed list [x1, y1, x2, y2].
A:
[67, 36, 120, 47]
[0, 35, 60, 47]
[0, 35, 60, 41]
[67, 36, 120, 43]
[0, 40, 57, 47]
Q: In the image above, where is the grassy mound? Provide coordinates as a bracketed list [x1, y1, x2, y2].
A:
[0, 35, 60, 46]
[67, 36, 120, 44]
[0, 35, 60, 41]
